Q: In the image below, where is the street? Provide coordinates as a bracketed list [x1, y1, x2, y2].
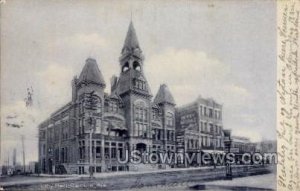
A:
[128, 173, 276, 191]
[0, 165, 275, 190]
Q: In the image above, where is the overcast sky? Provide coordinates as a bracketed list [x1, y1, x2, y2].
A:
[1, 0, 276, 164]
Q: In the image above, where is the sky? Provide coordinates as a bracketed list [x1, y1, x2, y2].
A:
[0, 0, 276, 164]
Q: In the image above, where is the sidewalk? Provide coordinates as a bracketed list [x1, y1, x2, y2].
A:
[0, 175, 80, 187]
[0, 166, 220, 187]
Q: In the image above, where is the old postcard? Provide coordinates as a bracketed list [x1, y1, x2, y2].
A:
[0, 0, 299, 190]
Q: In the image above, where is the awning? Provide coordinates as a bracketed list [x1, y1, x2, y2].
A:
[109, 122, 127, 131]
[202, 150, 225, 154]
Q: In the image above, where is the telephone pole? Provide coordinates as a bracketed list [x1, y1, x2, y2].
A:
[21, 135, 26, 173]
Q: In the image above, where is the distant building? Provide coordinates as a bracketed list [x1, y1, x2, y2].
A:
[27, 161, 39, 174]
[38, 22, 176, 174]
[255, 140, 277, 153]
[255, 140, 277, 164]
[175, 96, 225, 166]
[231, 136, 256, 164]
[231, 136, 256, 154]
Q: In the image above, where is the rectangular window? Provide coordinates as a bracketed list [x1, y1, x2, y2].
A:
[96, 146, 101, 158]
[160, 129, 164, 140]
[144, 109, 148, 122]
[200, 106, 203, 116]
[139, 109, 143, 121]
[105, 147, 109, 158]
[152, 129, 156, 139]
[209, 109, 213, 118]
[167, 130, 170, 140]
[157, 129, 161, 140]
[111, 147, 116, 159]
[144, 125, 147, 138]
[118, 147, 123, 159]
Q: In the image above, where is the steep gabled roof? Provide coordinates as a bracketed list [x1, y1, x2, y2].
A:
[122, 21, 140, 53]
[154, 84, 175, 105]
[78, 58, 106, 87]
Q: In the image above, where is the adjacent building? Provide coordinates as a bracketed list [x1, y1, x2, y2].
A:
[175, 96, 225, 166]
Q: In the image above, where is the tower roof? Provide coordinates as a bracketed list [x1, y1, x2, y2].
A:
[78, 58, 106, 87]
[154, 84, 175, 105]
[122, 21, 140, 52]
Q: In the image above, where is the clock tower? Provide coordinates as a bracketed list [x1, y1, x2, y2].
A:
[112, 21, 153, 154]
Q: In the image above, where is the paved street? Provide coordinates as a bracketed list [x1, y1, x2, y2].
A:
[128, 173, 276, 191]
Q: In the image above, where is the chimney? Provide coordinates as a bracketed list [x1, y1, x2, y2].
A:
[110, 75, 118, 93]
[71, 76, 78, 102]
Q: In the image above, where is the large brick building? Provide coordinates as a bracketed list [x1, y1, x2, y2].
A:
[175, 96, 225, 166]
[38, 22, 176, 174]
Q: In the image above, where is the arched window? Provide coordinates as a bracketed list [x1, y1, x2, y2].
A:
[133, 61, 141, 71]
[134, 100, 148, 138]
[122, 62, 129, 72]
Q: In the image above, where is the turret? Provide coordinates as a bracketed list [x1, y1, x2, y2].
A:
[76, 58, 106, 100]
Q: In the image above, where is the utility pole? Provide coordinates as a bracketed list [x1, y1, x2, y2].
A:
[213, 124, 216, 169]
[86, 91, 99, 178]
[21, 135, 26, 173]
[7, 151, 10, 166]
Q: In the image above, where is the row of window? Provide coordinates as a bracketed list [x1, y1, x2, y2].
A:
[79, 141, 125, 160]
[78, 165, 128, 174]
[79, 99, 121, 115]
[200, 122, 222, 134]
[54, 147, 69, 163]
[133, 123, 148, 138]
[199, 106, 222, 119]
[152, 129, 175, 141]
[43, 121, 72, 142]
[187, 139, 199, 149]
[232, 143, 256, 153]
[187, 137, 223, 149]
[133, 79, 147, 91]
[152, 145, 175, 151]
[201, 136, 223, 148]
[134, 107, 148, 122]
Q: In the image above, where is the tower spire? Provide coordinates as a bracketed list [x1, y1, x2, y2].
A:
[121, 21, 143, 57]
